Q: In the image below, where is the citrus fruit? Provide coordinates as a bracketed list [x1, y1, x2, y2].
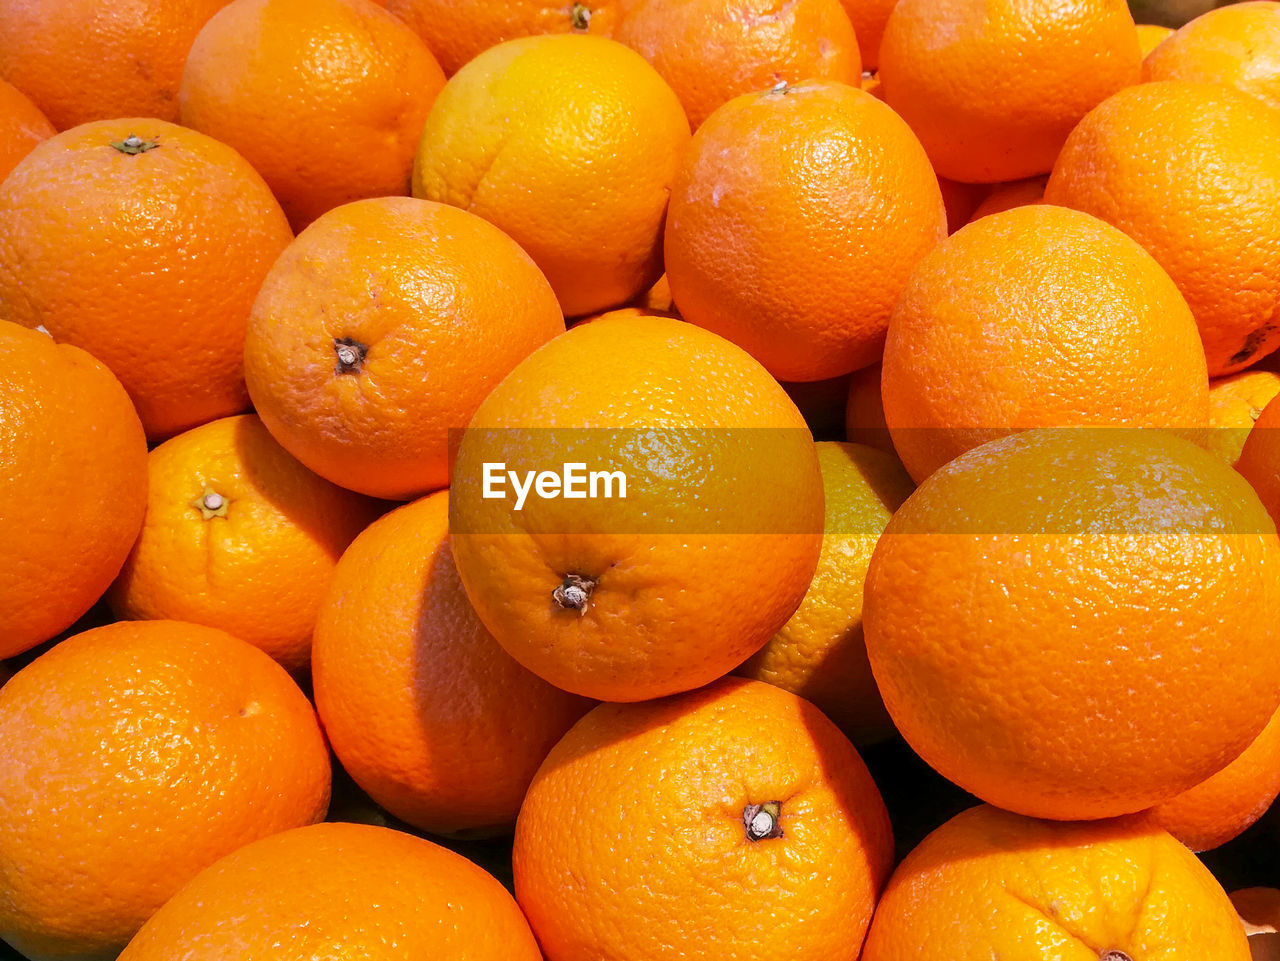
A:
[107, 415, 382, 673]
[845, 362, 895, 455]
[1143, 2, 1280, 111]
[413, 34, 690, 317]
[0, 79, 52, 181]
[450, 313, 824, 702]
[1200, 368, 1280, 465]
[665, 79, 946, 382]
[180, 0, 446, 230]
[964, 174, 1046, 223]
[118, 822, 540, 961]
[0, 118, 292, 439]
[0, 620, 330, 961]
[863, 427, 1280, 820]
[514, 677, 894, 961]
[1138, 22, 1175, 56]
[878, 0, 1142, 182]
[1237, 392, 1280, 525]
[243, 197, 564, 500]
[1045, 80, 1280, 376]
[312, 490, 592, 837]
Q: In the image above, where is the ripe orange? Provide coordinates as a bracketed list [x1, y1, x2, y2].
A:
[0, 118, 292, 439]
[964, 174, 1046, 223]
[1238, 392, 1280, 525]
[861, 804, 1252, 960]
[616, 0, 861, 129]
[0, 322, 147, 659]
[1143, 2, 1280, 111]
[514, 677, 894, 961]
[0, 0, 230, 130]
[1201, 368, 1280, 465]
[1138, 22, 1175, 56]
[413, 34, 689, 317]
[451, 313, 824, 702]
[845, 362, 895, 455]
[312, 491, 592, 836]
[735, 442, 913, 745]
[878, 0, 1142, 182]
[1045, 81, 1280, 376]
[881, 205, 1210, 482]
[118, 822, 540, 961]
[665, 80, 946, 382]
[863, 427, 1280, 820]
[0, 79, 51, 182]
[841, 0, 898, 70]
[0, 620, 330, 961]
[107, 415, 382, 673]
[180, 0, 446, 230]
[244, 197, 564, 500]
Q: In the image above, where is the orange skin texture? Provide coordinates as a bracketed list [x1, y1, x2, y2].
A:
[312, 491, 592, 837]
[665, 81, 946, 382]
[107, 415, 382, 674]
[936, 175, 988, 232]
[387, 0, 630, 75]
[735, 442, 913, 746]
[841, 0, 898, 70]
[616, 0, 861, 128]
[118, 822, 540, 961]
[451, 314, 824, 702]
[881, 204, 1211, 483]
[180, 0, 446, 231]
[1197, 368, 1280, 465]
[0, 323, 147, 659]
[0, 119, 292, 440]
[845, 361, 895, 455]
[514, 677, 894, 961]
[413, 34, 690, 317]
[1143, 2, 1280, 111]
[965, 174, 1047, 223]
[244, 197, 564, 500]
[1238, 392, 1280, 527]
[1045, 81, 1280, 377]
[0, 620, 331, 961]
[878, 0, 1142, 183]
[1137, 22, 1174, 56]
[0, 0, 230, 130]
[0, 79, 51, 182]
[863, 428, 1280, 820]
[861, 804, 1252, 961]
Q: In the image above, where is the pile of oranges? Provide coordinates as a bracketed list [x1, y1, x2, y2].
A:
[3, 0, 1280, 958]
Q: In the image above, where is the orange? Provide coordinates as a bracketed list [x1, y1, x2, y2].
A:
[964, 174, 1046, 223]
[845, 362, 895, 455]
[180, 0, 446, 230]
[451, 313, 824, 702]
[1045, 81, 1280, 376]
[387, 0, 628, 75]
[1143, 2, 1280, 111]
[735, 442, 913, 745]
[107, 415, 382, 673]
[878, 0, 1142, 182]
[514, 677, 894, 961]
[244, 197, 563, 500]
[413, 34, 690, 317]
[0, 0, 230, 130]
[118, 822, 540, 961]
[937, 176, 988, 233]
[841, 0, 898, 70]
[1138, 22, 1175, 56]
[881, 204, 1210, 482]
[0, 620, 330, 961]
[665, 80, 946, 382]
[312, 491, 591, 836]
[616, 0, 860, 129]
[861, 804, 1252, 960]
[0, 118, 292, 439]
[1238, 393, 1280, 526]
[863, 427, 1280, 820]
[0, 79, 51, 182]
[1200, 369, 1280, 465]
[0, 322, 147, 658]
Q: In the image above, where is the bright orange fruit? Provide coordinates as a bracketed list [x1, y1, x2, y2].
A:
[0, 79, 52, 181]
[1143, 2, 1280, 111]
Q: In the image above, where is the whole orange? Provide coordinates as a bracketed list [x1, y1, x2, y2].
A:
[1045, 81, 1280, 376]
[665, 80, 945, 382]
[180, 0, 446, 231]
[0, 0, 230, 130]
[413, 34, 690, 317]
[451, 314, 824, 702]
[881, 204, 1210, 482]
[1238, 392, 1280, 525]
[0, 322, 147, 658]
[861, 804, 1252, 960]
[878, 0, 1142, 182]
[514, 677, 894, 961]
[1200, 368, 1280, 465]
[0, 620, 330, 961]
[107, 415, 382, 673]
[841, 0, 898, 69]
[0, 118, 293, 439]
[118, 822, 540, 961]
[312, 491, 592, 836]
[1138, 22, 1175, 56]
[0, 79, 51, 182]
[964, 174, 1046, 223]
[616, 0, 860, 128]
[1143, 2, 1280, 111]
[244, 197, 563, 500]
